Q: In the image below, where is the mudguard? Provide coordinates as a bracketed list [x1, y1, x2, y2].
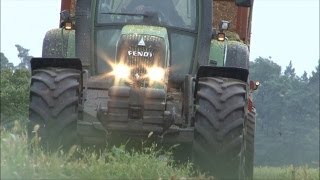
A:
[42, 28, 75, 58]
[209, 40, 250, 69]
[195, 65, 248, 97]
[196, 66, 248, 82]
[31, 58, 82, 71]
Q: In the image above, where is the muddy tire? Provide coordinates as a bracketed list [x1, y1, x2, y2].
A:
[192, 77, 247, 179]
[28, 68, 81, 151]
[242, 110, 256, 179]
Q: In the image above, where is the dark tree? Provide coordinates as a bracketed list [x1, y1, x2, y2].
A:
[250, 57, 319, 167]
[0, 52, 14, 71]
[300, 71, 309, 83]
[309, 59, 319, 85]
[249, 56, 281, 85]
[0, 51, 30, 129]
[284, 60, 296, 79]
[15, 44, 32, 70]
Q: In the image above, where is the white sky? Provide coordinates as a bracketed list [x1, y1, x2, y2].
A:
[250, 0, 319, 76]
[1, 0, 319, 76]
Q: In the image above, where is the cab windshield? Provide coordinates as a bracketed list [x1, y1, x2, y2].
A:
[97, 0, 197, 30]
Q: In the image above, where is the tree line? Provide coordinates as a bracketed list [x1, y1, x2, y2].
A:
[0, 47, 319, 167]
[250, 57, 319, 167]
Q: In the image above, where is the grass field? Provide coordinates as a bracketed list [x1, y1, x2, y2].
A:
[253, 166, 319, 180]
[1, 127, 319, 180]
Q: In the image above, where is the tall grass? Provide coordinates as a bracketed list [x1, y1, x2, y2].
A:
[254, 166, 319, 180]
[1, 125, 193, 179]
[1, 124, 319, 180]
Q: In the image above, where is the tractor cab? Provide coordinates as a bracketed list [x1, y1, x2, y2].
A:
[81, 0, 211, 89]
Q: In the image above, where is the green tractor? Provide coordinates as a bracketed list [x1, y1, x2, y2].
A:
[28, 0, 259, 179]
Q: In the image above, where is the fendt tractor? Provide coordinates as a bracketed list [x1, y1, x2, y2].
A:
[28, 0, 259, 179]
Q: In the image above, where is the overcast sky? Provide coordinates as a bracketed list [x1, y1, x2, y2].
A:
[1, 0, 319, 76]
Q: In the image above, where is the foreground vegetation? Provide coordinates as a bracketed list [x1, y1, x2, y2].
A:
[1, 127, 319, 180]
[254, 166, 319, 180]
[1, 127, 193, 179]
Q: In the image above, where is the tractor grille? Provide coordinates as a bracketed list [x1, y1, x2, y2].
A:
[116, 34, 165, 86]
[127, 45, 154, 79]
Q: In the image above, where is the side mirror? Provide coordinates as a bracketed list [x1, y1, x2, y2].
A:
[219, 20, 230, 31]
[217, 20, 230, 41]
[235, 0, 254, 7]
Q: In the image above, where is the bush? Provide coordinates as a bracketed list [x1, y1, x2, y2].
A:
[0, 68, 30, 129]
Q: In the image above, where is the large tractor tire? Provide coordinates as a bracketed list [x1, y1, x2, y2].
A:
[28, 68, 81, 151]
[241, 110, 256, 180]
[192, 77, 247, 179]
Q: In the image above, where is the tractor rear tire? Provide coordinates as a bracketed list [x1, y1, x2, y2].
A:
[225, 42, 250, 70]
[42, 29, 74, 58]
[192, 77, 247, 179]
[28, 68, 81, 151]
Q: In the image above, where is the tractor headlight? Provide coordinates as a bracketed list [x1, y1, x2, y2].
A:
[112, 64, 130, 79]
[147, 67, 165, 82]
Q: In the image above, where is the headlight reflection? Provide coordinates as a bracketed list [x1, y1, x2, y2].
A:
[112, 63, 130, 79]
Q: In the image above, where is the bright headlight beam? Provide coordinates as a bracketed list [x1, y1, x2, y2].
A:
[147, 67, 165, 82]
[112, 64, 130, 79]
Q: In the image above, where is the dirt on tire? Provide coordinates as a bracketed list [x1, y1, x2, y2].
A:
[28, 68, 80, 151]
[192, 77, 247, 179]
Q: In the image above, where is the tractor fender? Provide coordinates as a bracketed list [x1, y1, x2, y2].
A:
[195, 65, 248, 97]
[31, 58, 82, 72]
[225, 41, 250, 70]
[42, 28, 75, 58]
[209, 40, 249, 69]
